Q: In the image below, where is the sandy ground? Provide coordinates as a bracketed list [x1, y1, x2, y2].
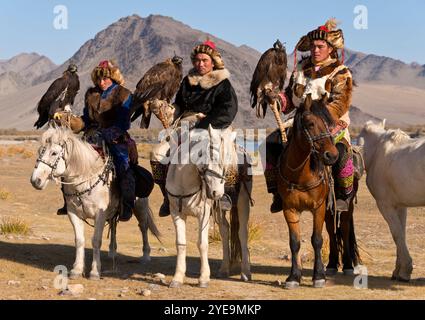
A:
[1, 142, 425, 301]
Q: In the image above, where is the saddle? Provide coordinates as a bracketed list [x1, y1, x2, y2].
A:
[83, 128, 154, 198]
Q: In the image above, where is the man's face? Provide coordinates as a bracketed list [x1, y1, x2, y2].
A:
[193, 53, 214, 76]
[310, 40, 333, 63]
[98, 77, 113, 91]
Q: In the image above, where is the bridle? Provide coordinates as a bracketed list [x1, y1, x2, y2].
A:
[279, 110, 334, 192]
[166, 135, 227, 213]
[35, 143, 66, 179]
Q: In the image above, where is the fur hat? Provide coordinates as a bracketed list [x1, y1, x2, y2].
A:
[295, 18, 344, 52]
[91, 60, 125, 86]
[191, 40, 225, 70]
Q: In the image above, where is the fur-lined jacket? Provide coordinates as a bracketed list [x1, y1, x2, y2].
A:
[284, 57, 353, 122]
[70, 82, 132, 140]
[175, 68, 238, 130]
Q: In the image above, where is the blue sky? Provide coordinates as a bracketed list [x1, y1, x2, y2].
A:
[0, 0, 424, 65]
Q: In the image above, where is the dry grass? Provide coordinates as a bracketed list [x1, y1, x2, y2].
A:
[209, 220, 263, 245]
[0, 147, 5, 159]
[0, 217, 30, 236]
[7, 146, 26, 157]
[21, 150, 34, 159]
[137, 143, 153, 160]
[0, 188, 12, 200]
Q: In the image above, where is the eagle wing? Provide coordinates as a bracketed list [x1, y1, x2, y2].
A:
[34, 75, 69, 129]
[131, 60, 183, 128]
[250, 42, 287, 118]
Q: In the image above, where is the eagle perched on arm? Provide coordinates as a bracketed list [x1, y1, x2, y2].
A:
[34, 64, 80, 129]
[131, 56, 183, 129]
[250, 40, 287, 119]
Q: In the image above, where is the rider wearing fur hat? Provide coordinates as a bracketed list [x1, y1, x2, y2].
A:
[150, 40, 238, 217]
[265, 18, 355, 213]
[55, 60, 137, 222]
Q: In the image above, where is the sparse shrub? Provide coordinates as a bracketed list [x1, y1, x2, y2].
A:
[209, 221, 263, 244]
[0, 217, 30, 235]
[0, 188, 12, 200]
[22, 150, 34, 159]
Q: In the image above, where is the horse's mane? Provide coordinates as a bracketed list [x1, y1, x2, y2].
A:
[41, 127, 102, 178]
[384, 129, 412, 145]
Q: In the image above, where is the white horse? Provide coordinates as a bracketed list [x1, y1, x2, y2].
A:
[30, 127, 160, 280]
[358, 120, 425, 281]
[165, 125, 252, 288]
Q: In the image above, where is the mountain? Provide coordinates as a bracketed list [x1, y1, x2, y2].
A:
[0, 53, 56, 96]
[0, 14, 423, 130]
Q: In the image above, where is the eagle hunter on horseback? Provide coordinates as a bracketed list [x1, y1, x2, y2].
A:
[148, 40, 238, 218]
[54, 60, 145, 222]
[251, 18, 362, 287]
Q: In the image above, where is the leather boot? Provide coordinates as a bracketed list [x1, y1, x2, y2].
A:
[158, 183, 170, 217]
[57, 184, 68, 215]
[270, 191, 283, 213]
[118, 168, 136, 222]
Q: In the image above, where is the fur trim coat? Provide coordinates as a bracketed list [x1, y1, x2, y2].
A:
[70, 82, 133, 136]
[285, 57, 353, 121]
[175, 68, 238, 129]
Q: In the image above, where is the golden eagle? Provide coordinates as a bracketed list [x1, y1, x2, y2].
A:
[250, 40, 287, 119]
[34, 64, 80, 129]
[131, 56, 183, 128]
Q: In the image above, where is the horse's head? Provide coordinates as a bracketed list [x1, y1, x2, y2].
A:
[295, 94, 339, 166]
[357, 119, 389, 170]
[31, 127, 69, 190]
[191, 125, 236, 201]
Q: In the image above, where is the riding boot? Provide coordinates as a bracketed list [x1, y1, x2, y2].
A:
[151, 161, 170, 217]
[118, 168, 136, 222]
[265, 162, 282, 213]
[158, 183, 170, 217]
[270, 191, 283, 213]
[57, 183, 68, 215]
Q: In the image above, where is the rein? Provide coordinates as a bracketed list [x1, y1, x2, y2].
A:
[279, 110, 333, 192]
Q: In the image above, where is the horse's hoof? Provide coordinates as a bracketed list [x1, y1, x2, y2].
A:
[169, 281, 183, 288]
[89, 273, 101, 281]
[326, 268, 338, 276]
[397, 277, 410, 283]
[217, 271, 229, 279]
[241, 273, 252, 282]
[343, 269, 355, 276]
[199, 281, 209, 289]
[313, 279, 326, 288]
[140, 256, 151, 264]
[284, 281, 300, 290]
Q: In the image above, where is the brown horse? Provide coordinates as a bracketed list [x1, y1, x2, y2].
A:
[278, 94, 339, 289]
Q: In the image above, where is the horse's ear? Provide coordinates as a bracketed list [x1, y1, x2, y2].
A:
[304, 94, 312, 111]
[381, 119, 387, 129]
[230, 131, 237, 142]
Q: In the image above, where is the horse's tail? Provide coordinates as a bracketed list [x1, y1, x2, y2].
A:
[230, 206, 242, 265]
[135, 197, 162, 243]
[145, 204, 162, 243]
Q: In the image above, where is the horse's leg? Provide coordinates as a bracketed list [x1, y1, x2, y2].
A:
[217, 209, 231, 278]
[198, 208, 211, 288]
[311, 204, 326, 288]
[238, 187, 252, 282]
[325, 209, 339, 275]
[284, 209, 302, 289]
[90, 211, 107, 280]
[376, 201, 412, 282]
[340, 203, 356, 275]
[67, 212, 85, 279]
[170, 214, 187, 288]
[134, 198, 151, 263]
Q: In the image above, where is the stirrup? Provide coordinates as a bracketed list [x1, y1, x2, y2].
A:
[159, 200, 170, 217]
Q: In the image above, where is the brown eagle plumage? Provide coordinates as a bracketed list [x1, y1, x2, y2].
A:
[131, 56, 183, 128]
[34, 64, 80, 129]
[250, 40, 287, 118]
